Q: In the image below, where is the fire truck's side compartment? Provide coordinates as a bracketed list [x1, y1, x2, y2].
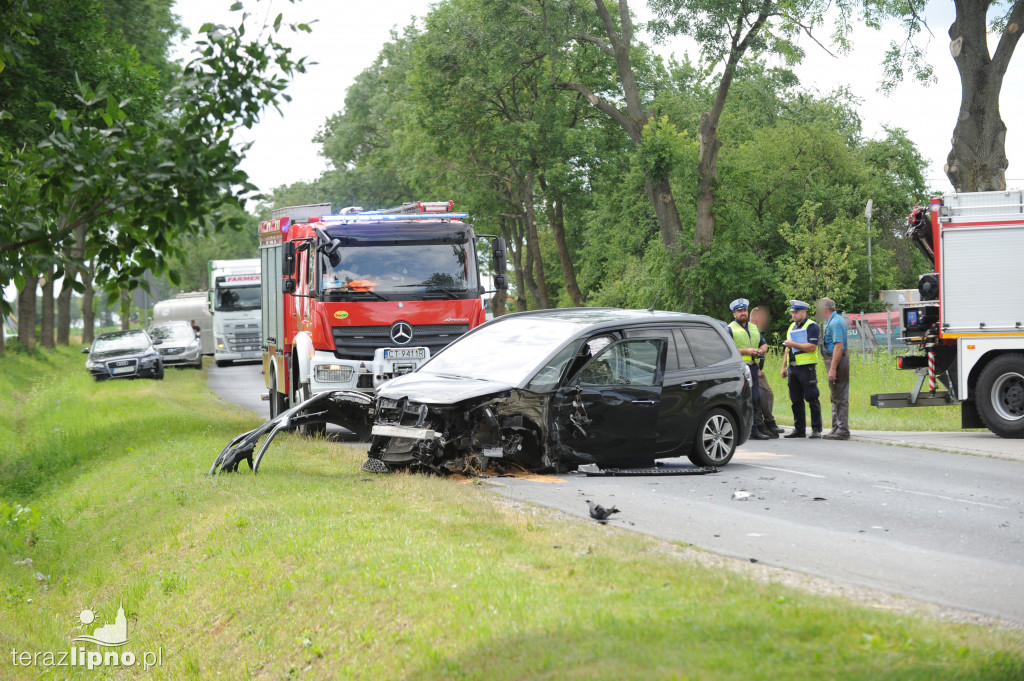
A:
[940, 222, 1024, 335]
[872, 190, 1024, 438]
[260, 239, 286, 396]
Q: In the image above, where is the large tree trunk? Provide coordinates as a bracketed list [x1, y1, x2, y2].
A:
[644, 177, 684, 253]
[119, 289, 132, 330]
[520, 176, 551, 309]
[57, 224, 86, 345]
[491, 288, 507, 317]
[538, 178, 585, 306]
[560, 0, 683, 250]
[945, 0, 1023, 192]
[81, 259, 97, 344]
[40, 266, 55, 349]
[17, 278, 36, 350]
[502, 218, 529, 312]
[695, 111, 724, 249]
[56, 279, 74, 345]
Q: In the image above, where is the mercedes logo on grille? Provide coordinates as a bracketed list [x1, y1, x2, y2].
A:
[390, 321, 413, 345]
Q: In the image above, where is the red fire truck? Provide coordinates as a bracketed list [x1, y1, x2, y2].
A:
[258, 201, 508, 434]
[871, 190, 1024, 438]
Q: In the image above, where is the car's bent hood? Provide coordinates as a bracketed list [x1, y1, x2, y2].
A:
[376, 373, 513, 406]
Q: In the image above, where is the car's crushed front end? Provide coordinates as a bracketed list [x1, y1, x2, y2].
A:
[364, 388, 554, 475]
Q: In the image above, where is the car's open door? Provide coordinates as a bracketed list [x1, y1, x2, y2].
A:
[552, 338, 667, 466]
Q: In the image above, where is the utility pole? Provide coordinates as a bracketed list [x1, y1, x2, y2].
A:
[865, 199, 873, 305]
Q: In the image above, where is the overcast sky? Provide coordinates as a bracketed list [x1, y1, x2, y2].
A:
[171, 0, 1024, 198]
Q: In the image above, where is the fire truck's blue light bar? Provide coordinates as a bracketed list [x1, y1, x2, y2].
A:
[320, 213, 468, 222]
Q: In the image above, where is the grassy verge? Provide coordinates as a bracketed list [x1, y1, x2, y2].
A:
[761, 350, 967, 431]
[1, 348, 1021, 680]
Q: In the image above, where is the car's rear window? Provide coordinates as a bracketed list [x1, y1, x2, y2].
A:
[683, 325, 734, 367]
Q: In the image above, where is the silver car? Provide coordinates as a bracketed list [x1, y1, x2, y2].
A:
[148, 321, 203, 369]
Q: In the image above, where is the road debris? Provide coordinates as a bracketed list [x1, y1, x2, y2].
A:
[732, 490, 752, 501]
[587, 501, 620, 523]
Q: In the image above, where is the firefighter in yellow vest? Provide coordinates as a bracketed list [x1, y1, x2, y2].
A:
[781, 300, 823, 438]
[728, 299, 770, 440]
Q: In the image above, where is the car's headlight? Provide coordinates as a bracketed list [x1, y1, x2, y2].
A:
[141, 353, 159, 366]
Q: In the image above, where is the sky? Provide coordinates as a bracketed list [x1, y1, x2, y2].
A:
[171, 1, 1024, 197]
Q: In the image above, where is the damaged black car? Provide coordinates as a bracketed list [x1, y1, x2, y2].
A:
[363, 308, 754, 474]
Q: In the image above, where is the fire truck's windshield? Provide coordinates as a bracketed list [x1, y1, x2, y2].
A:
[321, 243, 473, 296]
[215, 285, 261, 312]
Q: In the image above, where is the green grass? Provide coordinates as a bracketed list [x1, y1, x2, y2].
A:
[761, 350, 968, 432]
[1, 348, 1021, 680]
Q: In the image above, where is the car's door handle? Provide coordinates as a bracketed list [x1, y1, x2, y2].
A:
[631, 399, 657, 406]
[680, 381, 698, 390]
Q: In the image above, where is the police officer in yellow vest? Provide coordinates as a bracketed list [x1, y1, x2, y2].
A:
[728, 299, 770, 440]
[781, 300, 823, 438]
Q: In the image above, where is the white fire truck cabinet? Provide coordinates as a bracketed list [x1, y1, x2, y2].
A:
[871, 190, 1024, 438]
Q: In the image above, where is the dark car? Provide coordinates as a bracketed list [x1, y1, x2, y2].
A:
[83, 330, 164, 381]
[366, 308, 754, 473]
[148, 321, 203, 369]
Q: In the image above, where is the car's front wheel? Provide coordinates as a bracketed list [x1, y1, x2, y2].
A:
[154, 361, 165, 380]
[687, 408, 738, 467]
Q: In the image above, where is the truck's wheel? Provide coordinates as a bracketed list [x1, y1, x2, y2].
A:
[269, 369, 287, 420]
[687, 408, 738, 467]
[291, 372, 327, 437]
[976, 354, 1024, 438]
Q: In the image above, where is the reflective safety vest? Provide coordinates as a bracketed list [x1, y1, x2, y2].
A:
[728, 320, 762, 365]
[787, 318, 820, 366]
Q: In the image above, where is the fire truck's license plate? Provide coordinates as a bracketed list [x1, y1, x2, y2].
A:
[384, 348, 427, 360]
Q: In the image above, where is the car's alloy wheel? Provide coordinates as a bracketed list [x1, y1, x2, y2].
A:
[687, 408, 737, 467]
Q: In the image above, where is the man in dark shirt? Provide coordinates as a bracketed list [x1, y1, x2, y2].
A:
[781, 300, 823, 438]
[750, 307, 783, 437]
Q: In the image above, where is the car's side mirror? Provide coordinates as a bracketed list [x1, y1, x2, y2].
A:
[283, 278, 297, 294]
[282, 241, 296, 276]
[491, 238, 508, 290]
[81, 347, 90, 354]
[153, 339, 163, 345]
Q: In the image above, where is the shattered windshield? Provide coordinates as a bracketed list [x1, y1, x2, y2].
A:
[215, 285, 261, 312]
[321, 243, 473, 295]
[419, 317, 582, 385]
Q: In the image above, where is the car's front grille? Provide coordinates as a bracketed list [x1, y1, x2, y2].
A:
[106, 358, 138, 376]
[226, 327, 261, 352]
[161, 347, 185, 355]
[332, 324, 470, 360]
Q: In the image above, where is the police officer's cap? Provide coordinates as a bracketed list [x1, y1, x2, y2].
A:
[729, 298, 749, 311]
[789, 299, 810, 311]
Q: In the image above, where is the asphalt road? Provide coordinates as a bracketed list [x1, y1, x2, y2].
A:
[209, 361, 1024, 622]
